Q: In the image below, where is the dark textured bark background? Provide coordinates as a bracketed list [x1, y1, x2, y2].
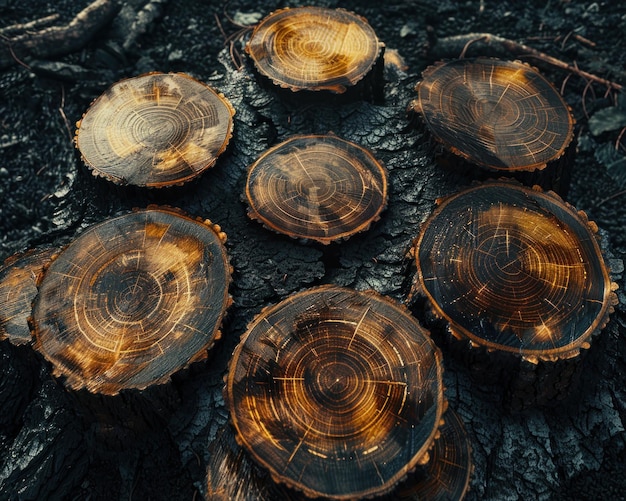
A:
[1, 1, 625, 500]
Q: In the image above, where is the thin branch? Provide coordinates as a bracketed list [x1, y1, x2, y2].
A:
[214, 7, 253, 71]
[616, 127, 626, 152]
[0, 0, 120, 70]
[597, 189, 626, 207]
[0, 14, 60, 36]
[58, 85, 74, 144]
[431, 32, 623, 92]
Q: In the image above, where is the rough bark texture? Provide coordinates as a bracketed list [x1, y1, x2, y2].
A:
[1, 1, 625, 500]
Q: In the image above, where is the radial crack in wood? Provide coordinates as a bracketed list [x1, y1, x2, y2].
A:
[75, 72, 235, 188]
[30, 206, 232, 395]
[225, 285, 446, 499]
[245, 134, 388, 245]
[409, 58, 575, 172]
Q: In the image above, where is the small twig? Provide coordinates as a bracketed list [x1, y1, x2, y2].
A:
[221, 0, 249, 30]
[1, 37, 32, 70]
[572, 33, 596, 48]
[581, 78, 596, 119]
[214, 12, 228, 41]
[58, 85, 74, 144]
[214, 7, 253, 71]
[597, 189, 626, 207]
[559, 31, 573, 51]
[458, 35, 486, 59]
[616, 127, 626, 152]
[560, 72, 573, 95]
[214, 13, 241, 70]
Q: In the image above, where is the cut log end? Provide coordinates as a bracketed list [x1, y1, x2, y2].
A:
[30, 206, 232, 395]
[245, 6, 385, 102]
[75, 72, 235, 189]
[245, 134, 388, 245]
[411, 180, 617, 363]
[395, 408, 473, 501]
[409, 58, 575, 173]
[0, 246, 59, 346]
[225, 285, 445, 499]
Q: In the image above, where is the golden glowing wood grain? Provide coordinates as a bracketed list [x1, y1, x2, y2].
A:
[246, 6, 383, 93]
[30, 207, 231, 394]
[0, 247, 58, 345]
[412, 181, 617, 362]
[411, 58, 574, 171]
[75, 72, 234, 188]
[225, 285, 445, 499]
[245, 134, 388, 244]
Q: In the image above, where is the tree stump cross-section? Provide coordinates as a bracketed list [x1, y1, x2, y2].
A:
[0, 246, 59, 346]
[225, 285, 445, 499]
[30, 206, 232, 395]
[245, 134, 388, 245]
[394, 408, 473, 501]
[75, 72, 235, 188]
[410, 57, 575, 172]
[411, 181, 617, 364]
[245, 6, 384, 95]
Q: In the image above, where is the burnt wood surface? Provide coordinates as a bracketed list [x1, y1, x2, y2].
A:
[1, 1, 625, 500]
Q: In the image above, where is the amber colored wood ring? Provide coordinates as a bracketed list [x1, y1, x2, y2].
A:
[30, 206, 232, 394]
[225, 285, 445, 499]
[396, 409, 473, 501]
[412, 181, 617, 363]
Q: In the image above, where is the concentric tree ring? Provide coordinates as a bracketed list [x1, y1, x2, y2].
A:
[75, 72, 235, 188]
[246, 7, 383, 93]
[412, 181, 616, 362]
[225, 285, 445, 499]
[31, 207, 232, 394]
[245, 134, 388, 244]
[412, 58, 574, 171]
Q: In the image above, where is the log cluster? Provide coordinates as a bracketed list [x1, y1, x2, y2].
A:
[0, 1, 623, 500]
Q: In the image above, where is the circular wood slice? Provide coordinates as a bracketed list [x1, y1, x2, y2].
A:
[245, 134, 388, 244]
[225, 285, 445, 499]
[205, 425, 297, 501]
[0, 247, 59, 346]
[245, 6, 384, 94]
[75, 72, 235, 188]
[30, 207, 232, 395]
[412, 181, 618, 363]
[395, 409, 472, 501]
[410, 58, 574, 171]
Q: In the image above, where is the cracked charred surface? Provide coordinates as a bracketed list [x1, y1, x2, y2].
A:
[0, 0, 625, 500]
